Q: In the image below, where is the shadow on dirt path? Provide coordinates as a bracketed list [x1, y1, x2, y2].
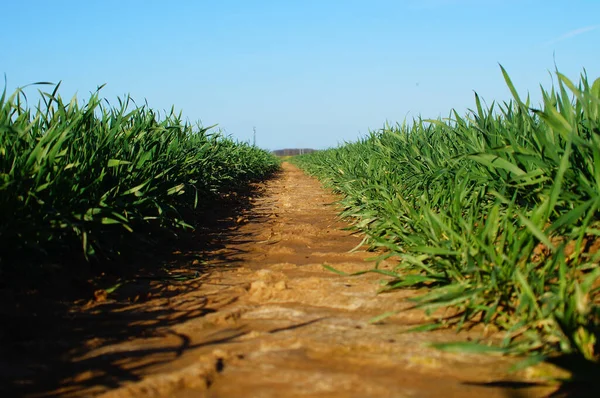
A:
[1, 163, 576, 397]
[0, 180, 276, 397]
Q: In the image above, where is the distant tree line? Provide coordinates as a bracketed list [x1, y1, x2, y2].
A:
[272, 148, 317, 157]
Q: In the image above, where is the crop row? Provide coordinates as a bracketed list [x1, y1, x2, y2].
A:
[0, 84, 280, 275]
[293, 67, 600, 364]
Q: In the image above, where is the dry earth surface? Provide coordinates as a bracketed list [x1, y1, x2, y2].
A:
[2, 162, 568, 398]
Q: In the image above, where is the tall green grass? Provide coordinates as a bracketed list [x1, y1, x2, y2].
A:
[0, 83, 279, 273]
[293, 67, 600, 363]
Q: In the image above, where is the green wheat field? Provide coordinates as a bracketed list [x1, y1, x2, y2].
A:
[2, 67, 599, 368]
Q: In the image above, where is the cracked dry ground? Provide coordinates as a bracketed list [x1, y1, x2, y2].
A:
[5, 162, 564, 398]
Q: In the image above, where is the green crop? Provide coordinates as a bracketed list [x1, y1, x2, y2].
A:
[293, 67, 600, 364]
[0, 83, 279, 273]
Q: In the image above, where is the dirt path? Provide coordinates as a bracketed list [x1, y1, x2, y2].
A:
[9, 162, 561, 397]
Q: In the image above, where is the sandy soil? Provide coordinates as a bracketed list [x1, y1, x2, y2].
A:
[2, 162, 565, 398]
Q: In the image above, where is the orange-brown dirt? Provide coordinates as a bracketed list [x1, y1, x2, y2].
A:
[1, 163, 567, 397]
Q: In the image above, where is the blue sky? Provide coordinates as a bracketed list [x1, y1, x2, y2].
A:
[2, 0, 599, 150]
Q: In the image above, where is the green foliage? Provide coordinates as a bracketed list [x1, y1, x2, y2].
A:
[293, 68, 600, 363]
[0, 83, 279, 270]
